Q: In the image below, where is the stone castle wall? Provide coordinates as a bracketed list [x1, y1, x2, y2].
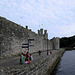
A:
[0, 17, 60, 57]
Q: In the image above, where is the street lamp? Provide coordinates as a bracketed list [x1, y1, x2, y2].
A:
[47, 39, 48, 55]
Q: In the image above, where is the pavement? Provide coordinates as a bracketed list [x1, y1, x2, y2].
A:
[0, 50, 58, 68]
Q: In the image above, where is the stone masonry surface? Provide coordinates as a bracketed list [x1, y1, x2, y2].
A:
[0, 16, 60, 57]
[0, 50, 65, 75]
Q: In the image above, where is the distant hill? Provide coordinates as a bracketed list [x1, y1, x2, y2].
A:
[60, 35, 75, 48]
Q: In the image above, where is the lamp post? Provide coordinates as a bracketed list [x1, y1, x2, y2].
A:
[47, 39, 48, 55]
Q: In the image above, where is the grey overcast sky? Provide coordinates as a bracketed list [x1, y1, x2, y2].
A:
[0, 0, 75, 39]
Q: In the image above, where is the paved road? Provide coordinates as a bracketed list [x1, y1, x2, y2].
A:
[0, 50, 58, 68]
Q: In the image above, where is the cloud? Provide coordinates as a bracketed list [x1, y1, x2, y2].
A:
[59, 24, 75, 36]
[48, 24, 75, 38]
[0, 1, 4, 4]
[0, 0, 75, 39]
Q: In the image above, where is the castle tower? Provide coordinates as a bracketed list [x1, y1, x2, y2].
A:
[38, 29, 43, 36]
[40, 29, 43, 35]
[55, 37, 60, 49]
[44, 30, 47, 34]
[52, 37, 60, 50]
[26, 26, 28, 29]
[38, 30, 40, 35]
[44, 30, 48, 39]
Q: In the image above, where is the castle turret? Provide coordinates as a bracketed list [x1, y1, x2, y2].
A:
[38, 30, 40, 35]
[38, 28, 43, 37]
[55, 37, 60, 49]
[40, 28, 43, 36]
[44, 30, 47, 34]
[44, 30, 48, 39]
[26, 26, 28, 29]
[52, 37, 60, 50]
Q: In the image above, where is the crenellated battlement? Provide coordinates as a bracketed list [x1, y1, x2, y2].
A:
[38, 28, 48, 39]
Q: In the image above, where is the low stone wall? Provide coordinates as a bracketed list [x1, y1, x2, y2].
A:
[0, 50, 65, 75]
